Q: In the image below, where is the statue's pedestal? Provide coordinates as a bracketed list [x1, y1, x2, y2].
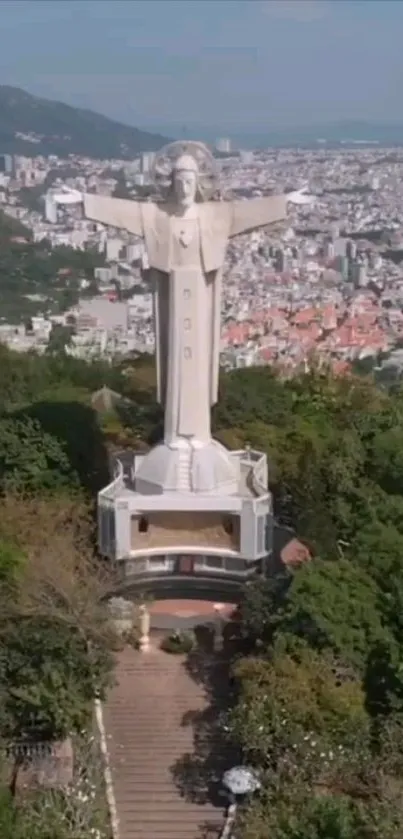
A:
[98, 442, 272, 597]
[133, 438, 239, 495]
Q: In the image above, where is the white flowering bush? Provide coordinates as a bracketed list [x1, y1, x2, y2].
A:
[226, 642, 370, 790]
[235, 789, 403, 839]
[0, 730, 111, 839]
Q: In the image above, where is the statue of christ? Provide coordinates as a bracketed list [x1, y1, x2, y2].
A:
[55, 141, 314, 493]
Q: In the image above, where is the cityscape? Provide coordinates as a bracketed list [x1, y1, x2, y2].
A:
[2, 2, 403, 839]
[2, 142, 403, 381]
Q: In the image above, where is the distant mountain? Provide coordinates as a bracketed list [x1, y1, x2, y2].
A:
[253, 120, 403, 148]
[163, 120, 403, 150]
[0, 86, 170, 159]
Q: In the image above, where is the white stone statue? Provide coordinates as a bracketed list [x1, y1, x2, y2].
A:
[55, 141, 314, 494]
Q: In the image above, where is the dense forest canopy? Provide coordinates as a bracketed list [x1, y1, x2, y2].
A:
[1, 344, 403, 834]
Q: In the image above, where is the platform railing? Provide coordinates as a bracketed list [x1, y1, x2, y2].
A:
[98, 459, 125, 500]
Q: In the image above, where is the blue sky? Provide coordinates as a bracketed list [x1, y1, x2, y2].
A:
[0, 0, 402, 134]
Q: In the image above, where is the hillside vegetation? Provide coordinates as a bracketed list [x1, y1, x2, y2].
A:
[0, 85, 169, 158]
[0, 209, 105, 322]
[1, 343, 403, 834]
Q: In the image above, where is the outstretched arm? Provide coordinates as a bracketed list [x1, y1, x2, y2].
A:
[229, 188, 316, 238]
[53, 188, 143, 237]
[229, 194, 287, 238]
[83, 194, 143, 237]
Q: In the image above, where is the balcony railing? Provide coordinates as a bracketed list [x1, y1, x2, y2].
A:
[121, 552, 261, 581]
[107, 447, 269, 501]
[99, 459, 125, 501]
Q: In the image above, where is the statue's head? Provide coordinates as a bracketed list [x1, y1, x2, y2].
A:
[172, 154, 199, 208]
[152, 141, 218, 204]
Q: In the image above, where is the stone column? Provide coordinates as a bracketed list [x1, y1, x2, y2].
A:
[139, 604, 151, 652]
[115, 500, 131, 560]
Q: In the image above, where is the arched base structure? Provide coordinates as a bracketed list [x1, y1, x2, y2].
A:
[110, 569, 258, 604]
[98, 446, 273, 605]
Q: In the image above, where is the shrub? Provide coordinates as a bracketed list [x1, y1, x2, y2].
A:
[160, 630, 195, 655]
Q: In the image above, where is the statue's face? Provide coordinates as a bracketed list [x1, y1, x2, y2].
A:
[173, 169, 198, 208]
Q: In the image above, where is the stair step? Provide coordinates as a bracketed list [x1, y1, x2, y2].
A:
[120, 833, 220, 836]
[103, 648, 231, 839]
[120, 820, 222, 826]
[113, 791, 219, 797]
[116, 804, 221, 814]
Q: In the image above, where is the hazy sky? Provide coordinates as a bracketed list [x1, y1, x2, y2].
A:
[0, 0, 402, 133]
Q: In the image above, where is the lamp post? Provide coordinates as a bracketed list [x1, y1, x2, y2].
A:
[221, 766, 261, 838]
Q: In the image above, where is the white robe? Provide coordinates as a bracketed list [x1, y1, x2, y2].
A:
[162, 217, 211, 445]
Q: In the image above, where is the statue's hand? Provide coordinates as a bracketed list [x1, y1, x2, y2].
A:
[52, 186, 84, 206]
[287, 186, 316, 206]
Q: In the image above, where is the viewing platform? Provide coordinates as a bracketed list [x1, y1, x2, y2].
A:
[98, 446, 272, 597]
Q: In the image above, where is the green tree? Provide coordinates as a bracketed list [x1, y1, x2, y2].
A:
[230, 643, 368, 773]
[0, 416, 78, 495]
[46, 324, 74, 356]
[0, 495, 116, 742]
[239, 792, 403, 839]
[240, 560, 393, 675]
[0, 617, 111, 740]
[22, 400, 110, 494]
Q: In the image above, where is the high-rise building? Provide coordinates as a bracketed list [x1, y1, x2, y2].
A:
[346, 240, 357, 260]
[338, 255, 349, 281]
[0, 154, 14, 174]
[350, 261, 368, 288]
[45, 196, 57, 224]
[274, 248, 285, 273]
[240, 150, 254, 165]
[215, 138, 231, 153]
[141, 152, 156, 175]
[334, 238, 347, 258]
[126, 243, 143, 263]
[106, 238, 124, 261]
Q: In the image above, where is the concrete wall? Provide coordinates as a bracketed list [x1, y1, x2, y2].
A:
[130, 510, 240, 552]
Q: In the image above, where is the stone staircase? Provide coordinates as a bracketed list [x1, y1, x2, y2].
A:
[103, 643, 233, 839]
[177, 445, 192, 492]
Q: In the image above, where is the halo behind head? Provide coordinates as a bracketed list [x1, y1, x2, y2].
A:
[152, 141, 217, 201]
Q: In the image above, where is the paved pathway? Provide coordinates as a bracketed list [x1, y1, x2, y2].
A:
[103, 642, 233, 839]
[149, 598, 237, 631]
